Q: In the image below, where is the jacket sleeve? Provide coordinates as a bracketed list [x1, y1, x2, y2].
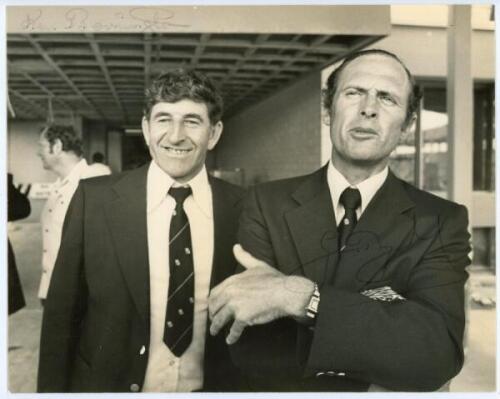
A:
[37, 183, 88, 392]
[8, 173, 31, 222]
[306, 204, 470, 391]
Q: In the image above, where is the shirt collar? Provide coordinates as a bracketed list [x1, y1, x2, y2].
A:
[147, 161, 212, 217]
[327, 161, 388, 214]
[57, 158, 88, 189]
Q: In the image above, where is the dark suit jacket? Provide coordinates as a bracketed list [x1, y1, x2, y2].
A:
[230, 166, 470, 392]
[37, 164, 245, 392]
[8, 173, 30, 315]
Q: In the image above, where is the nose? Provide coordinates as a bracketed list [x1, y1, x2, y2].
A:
[168, 122, 186, 143]
[360, 93, 378, 119]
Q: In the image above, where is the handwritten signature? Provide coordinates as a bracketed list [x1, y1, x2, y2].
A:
[19, 7, 191, 32]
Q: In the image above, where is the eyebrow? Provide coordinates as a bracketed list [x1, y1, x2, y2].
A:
[152, 111, 204, 121]
[344, 86, 401, 101]
[183, 113, 203, 121]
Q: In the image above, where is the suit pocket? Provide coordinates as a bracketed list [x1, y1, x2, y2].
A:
[360, 279, 392, 291]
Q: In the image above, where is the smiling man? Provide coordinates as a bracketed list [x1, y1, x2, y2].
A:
[208, 49, 471, 391]
[38, 70, 245, 392]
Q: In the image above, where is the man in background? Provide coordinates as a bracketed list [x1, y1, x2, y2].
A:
[89, 151, 112, 175]
[37, 124, 111, 303]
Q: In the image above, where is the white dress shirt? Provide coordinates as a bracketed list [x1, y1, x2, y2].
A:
[39, 158, 110, 299]
[143, 161, 214, 392]
[327, 161, 388, 226]
[87, 162, 112, 175]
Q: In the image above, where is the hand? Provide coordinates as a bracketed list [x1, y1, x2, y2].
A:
[208, 244, 314, 345]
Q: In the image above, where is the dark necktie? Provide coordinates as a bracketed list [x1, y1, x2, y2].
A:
[163, 186, 194, 357]
[338, 187, 361, 251]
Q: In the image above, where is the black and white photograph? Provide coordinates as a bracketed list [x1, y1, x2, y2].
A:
[5, 4, 496, 394]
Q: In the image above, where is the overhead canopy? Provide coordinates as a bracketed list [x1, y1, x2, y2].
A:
[7, 6, 390, 125]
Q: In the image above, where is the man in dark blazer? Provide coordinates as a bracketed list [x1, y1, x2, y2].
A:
[208, 49, 471, 391]
[8, 173, 31, 315]
[38, 70, 244, 392]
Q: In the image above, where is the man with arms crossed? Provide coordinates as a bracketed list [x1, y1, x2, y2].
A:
[38, 70, 244, 392]
[209, 49, 470, 391]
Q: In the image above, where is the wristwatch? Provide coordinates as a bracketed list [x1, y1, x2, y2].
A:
[306, 283, 320, 320]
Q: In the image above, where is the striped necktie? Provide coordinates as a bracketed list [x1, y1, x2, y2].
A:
[163, 186, 194, 357]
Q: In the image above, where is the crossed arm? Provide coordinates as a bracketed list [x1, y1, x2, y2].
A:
[207, 188, 471, 391]
[209, 244, 315, 344]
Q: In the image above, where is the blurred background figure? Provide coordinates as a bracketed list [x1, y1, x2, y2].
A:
[36, 124, 111, 304]
[89, 152, 112, 175]
[8, 173, 31, 315]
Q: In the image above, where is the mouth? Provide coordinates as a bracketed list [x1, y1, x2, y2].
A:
[161, 146, 193, 156]
[349, 127, 378, 138]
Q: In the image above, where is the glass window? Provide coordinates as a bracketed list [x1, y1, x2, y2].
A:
[389, 122, 416, 185]
[391, 81, 495, 196]
[421, 87, 448, 198]
[472, 227, 496, 270]
[473, 83, 495, 191]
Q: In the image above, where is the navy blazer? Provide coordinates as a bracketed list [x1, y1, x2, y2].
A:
[37, 164, 245, 392]
[230, 166, 470, 392]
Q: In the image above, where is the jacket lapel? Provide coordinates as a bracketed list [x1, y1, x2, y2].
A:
[285, 166, 340, 285]
[333, 171, 415, 291]
[208, 177, 242, 289]
[104, 164, 150, 327]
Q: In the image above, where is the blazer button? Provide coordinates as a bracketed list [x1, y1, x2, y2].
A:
[139, 345, 146, 355]
[315, 372, 325, 377]
[130, 383, 140, 392]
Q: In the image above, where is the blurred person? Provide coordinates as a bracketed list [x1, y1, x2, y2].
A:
[38, 70, 244, 392]
[37, 125, 111, 302]
[89, 151, 112, 175]
[209, 49, 471, 391]
[7, 173, 31, 315]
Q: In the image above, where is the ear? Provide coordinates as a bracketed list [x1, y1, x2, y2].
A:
[322, 111, 331, 126]
[51, 138, 63, 155]
[207, 121, 223, 151]
[402, 113, 417, 135]
[141, 116, 151, 146]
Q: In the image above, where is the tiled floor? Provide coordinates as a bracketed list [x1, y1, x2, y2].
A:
[7, 222, 496, 392]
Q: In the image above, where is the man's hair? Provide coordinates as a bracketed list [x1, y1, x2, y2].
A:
[92, 152, 104, 163]
[323, 49, 422, 127]
[41, 124, 83, 157]
[143, 69, 223, 124]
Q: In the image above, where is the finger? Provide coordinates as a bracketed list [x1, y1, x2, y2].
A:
[210, 305, 233, 336]
[208, 289, 227, 320]
[226, 320, 247, 345]
[208, 275, 239, 318]
[233, 244, 269, 270]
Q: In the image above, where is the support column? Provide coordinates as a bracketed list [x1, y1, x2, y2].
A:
[447, 5, 473, 210]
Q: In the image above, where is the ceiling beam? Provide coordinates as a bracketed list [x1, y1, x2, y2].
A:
[9, 89, 47, 119]
[144, 33, 152, 89]
[22, 34, 107, 121]
[8, 59, 75, 113]
[12, 34, 348, 53]
[86, 33, 128, 124]
[220, 34, 270, 85]
[190, 33, 211, 67]
[228, 35, 332, 112]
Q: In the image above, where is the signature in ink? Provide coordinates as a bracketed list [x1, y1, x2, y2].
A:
[65, 8, 89, 30]
[129, 7, 190, 31]
[21, 9, 43, 31]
